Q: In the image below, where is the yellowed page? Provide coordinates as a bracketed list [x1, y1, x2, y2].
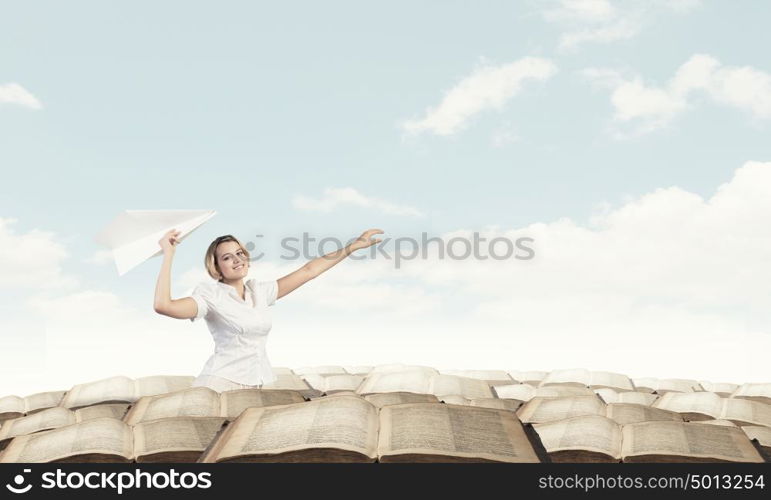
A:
[492, 384, 536, 402]
[213, 395, 378, 460]
[133, 416, 226, 459]
[134, 376, 195, 398]
[24, 391, 67, 413]
[125, 387, 220, 425]
[621, 421, 764, 462]
[356, 370, 433, 395]
[606, 403, 683, 425]
[378, 402, 539, 463]
[721, 398, 771, 426]
[60, 376, 135, 409]
[0, 407, 76, 440]
[517, 396, 606, 424]
[0, 417, 133, 463]
[430, 374, 493, 399]
[539, 368, 591, 387]
[532, 414, 622, 459]
[0, 396, 25, 417]
[363, 392, 439, 408]
[219, 389, 305, 419]
[74, 404, 130, 422]
[652, 392, 723, 419]
[741, 425, 771, 448]
[589, 371, 634, 391]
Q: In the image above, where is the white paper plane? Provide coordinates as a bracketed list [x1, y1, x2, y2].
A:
[95, 209, 217, 276]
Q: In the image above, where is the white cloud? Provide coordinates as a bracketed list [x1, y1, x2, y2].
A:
[583, 54, 771, 136]
[0, 217, 78, 289]
[83, 249, 114, 266]
[401, 57, 557, 136]
[543, 0, 701, 52]
[0, 83, 43, 109]
[292, 187, 424, 217]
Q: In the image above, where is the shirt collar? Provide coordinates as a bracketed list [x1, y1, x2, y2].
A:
[217, 279, 253, 300]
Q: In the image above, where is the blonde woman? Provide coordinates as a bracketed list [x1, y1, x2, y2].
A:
[153, 228, 383, 392]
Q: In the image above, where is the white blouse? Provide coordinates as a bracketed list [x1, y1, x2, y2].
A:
[190, 278, 279, 385]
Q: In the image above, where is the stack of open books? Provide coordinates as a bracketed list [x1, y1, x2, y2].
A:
[0, 366, 768, 463]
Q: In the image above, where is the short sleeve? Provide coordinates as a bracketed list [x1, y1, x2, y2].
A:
[256, 280, 279, 307]
[189, 284, 212, 322]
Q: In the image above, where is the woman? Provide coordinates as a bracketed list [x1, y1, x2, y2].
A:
[153, 227, 383, 392]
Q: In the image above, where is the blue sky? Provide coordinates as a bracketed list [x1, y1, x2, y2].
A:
[2, 1, 771, 394]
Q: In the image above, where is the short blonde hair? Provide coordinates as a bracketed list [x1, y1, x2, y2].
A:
[204, 235, 251, 281]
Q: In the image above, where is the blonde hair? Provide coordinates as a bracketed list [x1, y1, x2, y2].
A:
[204, 235, 251, 281]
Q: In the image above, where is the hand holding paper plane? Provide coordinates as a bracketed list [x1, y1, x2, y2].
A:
[95, 210, 217, 276]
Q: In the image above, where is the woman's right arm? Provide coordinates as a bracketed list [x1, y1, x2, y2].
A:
[153, 229, 199, 320]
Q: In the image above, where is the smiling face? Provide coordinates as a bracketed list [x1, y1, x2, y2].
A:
[215, 240, 250, 281]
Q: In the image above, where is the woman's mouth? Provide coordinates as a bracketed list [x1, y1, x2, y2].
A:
[234, 264, 244, 270]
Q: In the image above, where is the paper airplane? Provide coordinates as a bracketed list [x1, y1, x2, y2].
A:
[95, 209, 217, 276]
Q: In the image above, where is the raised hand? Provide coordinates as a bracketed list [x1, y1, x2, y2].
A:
[350, 228, 384, 251]
[159, 228, 182, 254]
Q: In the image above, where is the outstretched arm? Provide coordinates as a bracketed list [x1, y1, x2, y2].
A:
[153, 228, 199, 319]
[276, 228, 383, 300]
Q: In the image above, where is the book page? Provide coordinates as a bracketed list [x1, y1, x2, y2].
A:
[721, 398, 771, 427]
[537, 385, 596, 398]
[606, 403, 683, 425]
[378, 402, 539, 463]
[589, 371, 634, 391]
[134, 376, 195, 398]
[731, 383, 771, 400]
[741, 425, 771, 448]
[440, 370, 513, 383]
[653, 392, 723, 418]
[219, 389, 305, 419]
[24, 391, 67, 413]
[370, 364, 438, 375]
[74, 404, 130, 423]
[133, 416, 226, 457]
[492, 384, 536, 402]
[0, 396, 24, 416]
[621, 421, 763, 462]
[356, 370, 433, 395]
[508, 370, 548, 384]
[539, 368, 591, 387]
[0, 407, 76, 440]
[125, 387, 221, 425]
[262, 372, 313, 392]
[430, 374, 493, 399]
[60, 376, 136, 409]
[213, 396, 378, 460]
[303, 374, 363, 393]
[363, 392, 439, 408]
[659, 379, 702, 393]
[517, 396, 606, 424]
[0, 417, 133, 463]
[617, 392, 658, 406]
[532, 414, 622, 459]
[699, 382, 739, 395]
[343, 366, 373, 375]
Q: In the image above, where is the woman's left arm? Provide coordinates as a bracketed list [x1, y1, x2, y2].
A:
[276, 228, 383, 300]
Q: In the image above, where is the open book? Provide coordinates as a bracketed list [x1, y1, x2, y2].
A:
[439, 395, 522, 412]
[507, 370, 548, 385]
[517, 396, 683, 425]
[438, 369, 515, 386]
[198, 396, 542, 463]
[731, 383, 771, 405]
[356, 371, 493, 399]
[363, 392, 439, 407]
[0, 391, 67, 422]
[653, 392, 771, 426]
[699, 381, 740, 396]
[741, 426, 771, 461]
[301, 374, 364, 394]
[60, 375, 194, 409]
[262, 371, 320, 398]
[0, 404, 129, 451]
[123, 387, 306, 425]
[539, 369, 634, 392]
[0, 416, 226, 463]
[492, 383, 595, 402]
[632, 377, 703, 393]
[594, 388, 659, 406]
[532, 415, 765, 463]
